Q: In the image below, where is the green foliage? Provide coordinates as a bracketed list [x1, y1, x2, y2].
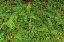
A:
[0, 0, 64, 42]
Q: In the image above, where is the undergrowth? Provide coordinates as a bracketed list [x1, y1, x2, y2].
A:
[0, 0, 64, 42]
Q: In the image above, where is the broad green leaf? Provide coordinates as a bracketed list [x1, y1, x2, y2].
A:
[38, 28, 49, 32]
[38, 24, 49, 32]
[51, 30, 58, 35]
[26, 3, 31, 12]
[47, 18, 52, 27]
[29, 20, 32, 28]
[29, 12, 36, 19]
[14, 33, 22, 41]
[7, 20, 15, 29]
[19, 11, 26, 16]
[30, 15, 36, 19]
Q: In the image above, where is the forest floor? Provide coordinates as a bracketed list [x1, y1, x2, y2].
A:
[0, 0, 64, 42]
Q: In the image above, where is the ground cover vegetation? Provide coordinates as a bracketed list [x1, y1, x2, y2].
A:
[0, 0, 64, 42]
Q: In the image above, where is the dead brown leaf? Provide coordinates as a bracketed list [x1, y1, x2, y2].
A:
[55, 34, 60, 40]
[9, 33, 14, 38]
